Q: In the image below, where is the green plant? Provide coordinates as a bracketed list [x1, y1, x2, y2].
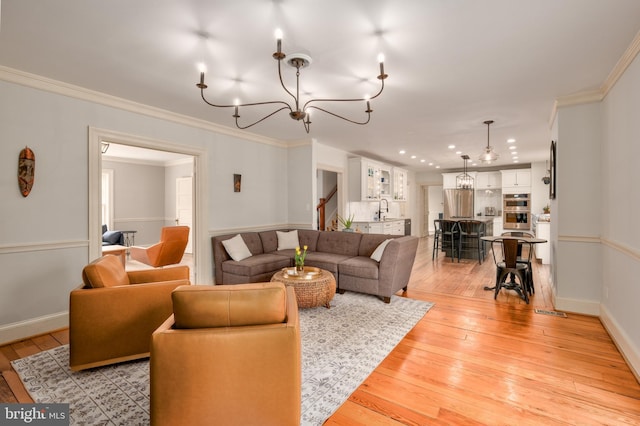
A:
[294, 245, 308, 267]
[338, 213, 355, 229]
[543, 204, 550, 214]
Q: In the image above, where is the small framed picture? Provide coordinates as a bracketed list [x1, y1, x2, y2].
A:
[234, 174, 241, 192]
[549, 140, 556, 199]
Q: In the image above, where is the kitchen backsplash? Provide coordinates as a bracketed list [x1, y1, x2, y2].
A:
[348, 200, 404, 221]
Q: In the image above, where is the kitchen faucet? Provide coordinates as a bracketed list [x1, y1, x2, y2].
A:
[378, 198, 389, 221]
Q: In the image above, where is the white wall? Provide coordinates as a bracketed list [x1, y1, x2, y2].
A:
[0, 75, 291, 342]
[599, 51, 640, 371]
[555, 102, 602, 312]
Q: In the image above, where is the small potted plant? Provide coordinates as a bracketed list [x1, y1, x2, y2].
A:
[338, 214, 355, 232]
[294, 245, 307, 272]
[543, 204, 550, 214]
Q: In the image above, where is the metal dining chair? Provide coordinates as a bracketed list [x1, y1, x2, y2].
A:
[501, 231, 535, 295]
[489, 237, 530, 303]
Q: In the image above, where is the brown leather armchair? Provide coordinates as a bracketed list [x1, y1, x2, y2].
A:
[150, 282, 301, 426]
[69, 255, 190, 371]
[129, 226, 189, 267]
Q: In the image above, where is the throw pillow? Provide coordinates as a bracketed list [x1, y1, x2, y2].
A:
[102, 230, 121, 245]
[276, 230, 299, 250]
[370, 239, 393, 262]
[222, 234, 253, 261]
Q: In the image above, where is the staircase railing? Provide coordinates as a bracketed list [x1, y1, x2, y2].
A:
[317, 185, 338, 231]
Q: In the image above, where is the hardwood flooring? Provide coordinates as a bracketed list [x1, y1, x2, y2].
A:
[1, 238, 639, 425]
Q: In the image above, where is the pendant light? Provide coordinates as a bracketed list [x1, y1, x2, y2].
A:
[456, 155, 474, 189]
[479, 120, 499, 163]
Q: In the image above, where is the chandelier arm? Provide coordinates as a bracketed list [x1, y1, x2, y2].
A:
[201, 90, 291, 110]
[302, 79, 385, 111]
[306, 106, 371, 125]
[234, 106, 291, 130]
[276, 58, 298, 106]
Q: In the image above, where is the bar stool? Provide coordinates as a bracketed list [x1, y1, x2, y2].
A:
[457, 220, 486, 264]
[433, 219, 459, 262]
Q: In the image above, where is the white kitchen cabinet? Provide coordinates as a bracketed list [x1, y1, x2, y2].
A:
[442, 173, 458, 189]
[501, 169, 531, 193]
[392, 168, 408, 201]
[353, 220, 404, 235]
[349, 157, 383, 200]
[443, 171, 477, 189]
[493, 218, 503, 236]
[535, 221, 550, 264]
[380, 166, 392, 199]
[476, 172, 501, 190]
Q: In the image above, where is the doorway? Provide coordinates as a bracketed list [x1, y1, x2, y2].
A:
[316, 164, 345, 231]
[89, 128, 209, 283]
[421, 184, 443, 236]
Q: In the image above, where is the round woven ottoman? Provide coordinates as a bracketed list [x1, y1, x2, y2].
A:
[271, 267, 336, 309]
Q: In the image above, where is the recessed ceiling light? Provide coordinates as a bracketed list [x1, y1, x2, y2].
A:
[513, 160, 519, 163]
[411, 155, 416, 159]
[507, 138, 516, 143]
[511, 151, 518, 155]
[509, 146, 516, 150]
[448, 145, 455, 149]
[428, 162, 434, 166]
[435, 165, 441, 169]
[399, 150, 406, 154]
[455, 151, 462, 155]
[420, 159, 426, 163]
[512, 156, 519, 160]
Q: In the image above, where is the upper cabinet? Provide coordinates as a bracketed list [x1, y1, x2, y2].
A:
[501, 169, 531, 194]
[476, 172, 501, 190]
[349, 157, 383, 200]
[392, 168, 408, 201]
[379, 165, 392, 199]
[442, 172, 477, 189]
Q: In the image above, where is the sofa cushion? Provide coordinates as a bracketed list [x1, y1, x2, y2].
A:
[339, 256, 380, 280]
[316, 232, 361, 256]
[297, 229, 320, 252]
[82, 255, 130, 288]
[305, 252, 354, 273]
[359, 234, 398, 256]
[172, 283, 287, 329]
[222, 253, 291, 277]
[371, 239, 393, 262]
[276, 230, 299, 250]
[222, 234, 253, 261]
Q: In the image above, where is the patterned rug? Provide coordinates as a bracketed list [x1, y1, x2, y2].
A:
[12, 292, 434, 425]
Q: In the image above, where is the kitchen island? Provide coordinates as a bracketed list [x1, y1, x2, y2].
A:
[440, 217, 494, 261]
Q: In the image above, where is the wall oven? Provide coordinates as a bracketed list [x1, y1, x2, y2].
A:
[503, 194, 531, 230]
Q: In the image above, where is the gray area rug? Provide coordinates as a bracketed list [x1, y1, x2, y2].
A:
[12, 292, 434, 425]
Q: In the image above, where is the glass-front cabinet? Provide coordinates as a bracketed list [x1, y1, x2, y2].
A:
[393, 168, 408, 201]
[349, 157, 383, 200]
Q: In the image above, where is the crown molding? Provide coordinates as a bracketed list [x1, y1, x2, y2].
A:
[0, 65, 288, 148]
[549, 28, 640, 128]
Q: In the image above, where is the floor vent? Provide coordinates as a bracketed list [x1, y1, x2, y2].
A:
[534, 309, 567, 318]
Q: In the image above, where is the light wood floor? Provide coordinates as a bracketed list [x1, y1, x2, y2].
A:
[2, 238, 639, 425]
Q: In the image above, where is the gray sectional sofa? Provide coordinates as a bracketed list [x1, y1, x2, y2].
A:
[211, 229, 419, 303]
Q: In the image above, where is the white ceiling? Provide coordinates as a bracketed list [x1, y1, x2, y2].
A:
[2, 0, 640, 170]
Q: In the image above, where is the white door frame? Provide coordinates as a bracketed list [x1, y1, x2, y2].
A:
[88, 127, 209, 283]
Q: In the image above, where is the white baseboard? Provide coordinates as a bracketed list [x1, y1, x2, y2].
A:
[553, 296, 601, 316]
[0, 312, 68, 345]
[600, 305, 640, 383]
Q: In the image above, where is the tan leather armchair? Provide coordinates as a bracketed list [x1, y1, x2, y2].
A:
[69, 255, 190, 371]
[129, 226, 189, 267]
[150, 282, 301, 426]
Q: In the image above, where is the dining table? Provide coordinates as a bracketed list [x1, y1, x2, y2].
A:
[480, 235, 548, 302]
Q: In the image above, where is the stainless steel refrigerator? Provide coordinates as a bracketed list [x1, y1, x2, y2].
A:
[443, 188, 474, 219]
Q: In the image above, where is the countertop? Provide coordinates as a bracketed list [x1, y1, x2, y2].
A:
[444, 216, 495, 223]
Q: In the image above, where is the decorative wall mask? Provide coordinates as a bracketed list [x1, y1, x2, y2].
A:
[18, 146, 35, 197]
[234, 174, 242, 192]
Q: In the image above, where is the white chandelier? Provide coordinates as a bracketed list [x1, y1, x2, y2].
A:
[196, 29, 388, 133]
